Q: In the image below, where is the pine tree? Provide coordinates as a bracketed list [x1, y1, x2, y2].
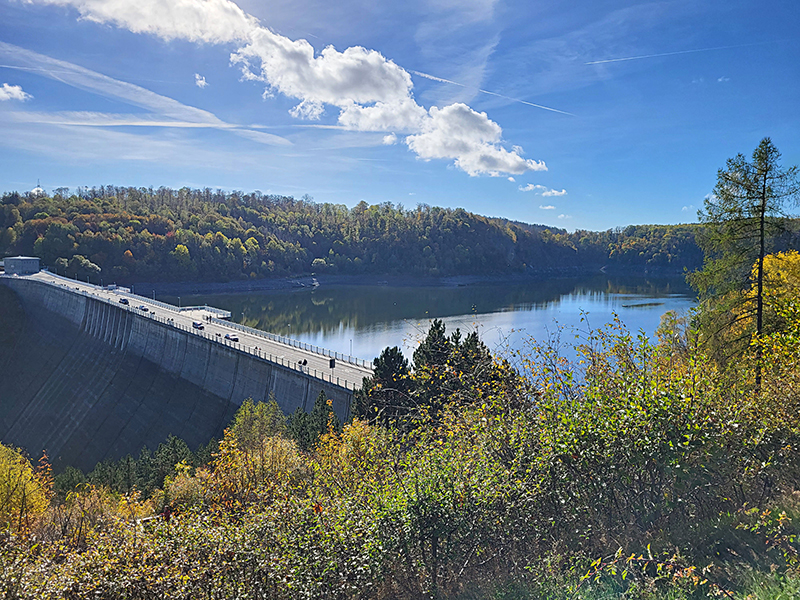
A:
[690, 137, 799, 374]
[353, 346, 412, 426]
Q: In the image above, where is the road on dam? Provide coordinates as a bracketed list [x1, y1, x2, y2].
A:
[0, 272, 375, 471]
[31, 271, 373, 390]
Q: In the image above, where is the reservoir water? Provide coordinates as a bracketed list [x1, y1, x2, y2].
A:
[165, 275, 696, 366]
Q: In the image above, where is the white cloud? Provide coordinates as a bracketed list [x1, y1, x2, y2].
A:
[406, 104, 546, 176]
[22, 0, 546, 177]
[382, 133, 397, 145]
[519, 183, 565, 196]
[681, 204, 695, 212]
[339, 99, 428, 132]
[0, 83, 32, 101]
[195, 73, 208, 88]
[29, 0, 258, 43]
[508, 176, 515, 182]
[232, 32, 414, 116]
[557, 213, 571, 219]
[717, 76, 730, 83]
[539, 204, 555, 210]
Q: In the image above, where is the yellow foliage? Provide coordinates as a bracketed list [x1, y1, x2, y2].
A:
[0, 443, 50, 531]
[760, 250, 800, 304]
[313, 419, 395, 500]
[717, 251, 800, 349]
[37, 485, 156, 546]
[204, 430, 308, 510]
[161, 461, 206, 510]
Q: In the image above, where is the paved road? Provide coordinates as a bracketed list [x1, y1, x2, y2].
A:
[29, 272, 373, 390]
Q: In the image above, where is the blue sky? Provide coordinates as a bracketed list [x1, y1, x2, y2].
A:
[0, 0, 798, 231]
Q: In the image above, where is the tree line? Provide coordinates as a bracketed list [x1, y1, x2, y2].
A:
[1, 186, 710, 283]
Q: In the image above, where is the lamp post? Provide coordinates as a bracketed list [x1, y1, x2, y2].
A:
[178, 296, 181, 309]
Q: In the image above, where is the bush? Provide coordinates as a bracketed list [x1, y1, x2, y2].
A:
[0, 444, 50, 532]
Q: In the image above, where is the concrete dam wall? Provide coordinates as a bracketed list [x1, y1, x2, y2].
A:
[0, 278, 353, 471]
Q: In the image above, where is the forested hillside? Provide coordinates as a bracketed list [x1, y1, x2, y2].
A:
[1, 186, 706, 283]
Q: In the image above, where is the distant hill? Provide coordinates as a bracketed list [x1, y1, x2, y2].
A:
[1, 186, 710, 283]
[487, 217, 568, 236]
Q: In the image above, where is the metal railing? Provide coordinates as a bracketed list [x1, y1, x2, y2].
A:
[41, 272, 232, 318]
[36, 273, 364, 367]
[178, 305, 232, 318]
[153, 314, 360, 391]
[210, 317, 372, 369]
[8, 274, 363, 390]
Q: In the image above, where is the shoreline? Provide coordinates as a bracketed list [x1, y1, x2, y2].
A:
[130, 265, 692, 298]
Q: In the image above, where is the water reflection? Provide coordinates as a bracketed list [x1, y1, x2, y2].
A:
[164, 275, 696, 362]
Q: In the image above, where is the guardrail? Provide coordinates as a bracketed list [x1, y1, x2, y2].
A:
[37, 272, 365, 367]
[210, 317, 372, 369]
[178, 305, 232, 319]
[8, 274, 363, 390]
[154, 315, 359, 391]
[41, 272, 231, 318]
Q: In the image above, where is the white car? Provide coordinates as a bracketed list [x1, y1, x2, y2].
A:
[192, 321, 204, 330]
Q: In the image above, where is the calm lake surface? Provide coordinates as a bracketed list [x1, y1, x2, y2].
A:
[164, 275, 697, 364]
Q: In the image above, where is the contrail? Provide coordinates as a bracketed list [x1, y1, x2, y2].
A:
[411, 70, 574, 116]
[585, 41, 775, 65]
[0, 64, 183, 84]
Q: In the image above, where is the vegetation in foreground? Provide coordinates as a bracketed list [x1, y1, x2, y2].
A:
[2, 283, 800, 598]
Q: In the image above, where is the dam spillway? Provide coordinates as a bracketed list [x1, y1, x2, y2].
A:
[0, 273, 372, 471]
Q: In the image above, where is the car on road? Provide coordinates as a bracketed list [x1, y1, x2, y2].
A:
[138, 305, 149, 312]
[192, 321, 204, 330]
[119, 298, 129, 305]
[224, 334, 239, 342]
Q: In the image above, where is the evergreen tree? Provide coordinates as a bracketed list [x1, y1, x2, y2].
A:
[153, 436, 193, 485]
[135, 447, 156, 494]
[287, 391, 339, 451]
[288, 407, 312, 451]
[193, 437, 220, 467]
[53, 466, 86, 498]
[412, 319, 451, 370]
[690, 138, 800, 371]
[353, 346, 412, 426]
